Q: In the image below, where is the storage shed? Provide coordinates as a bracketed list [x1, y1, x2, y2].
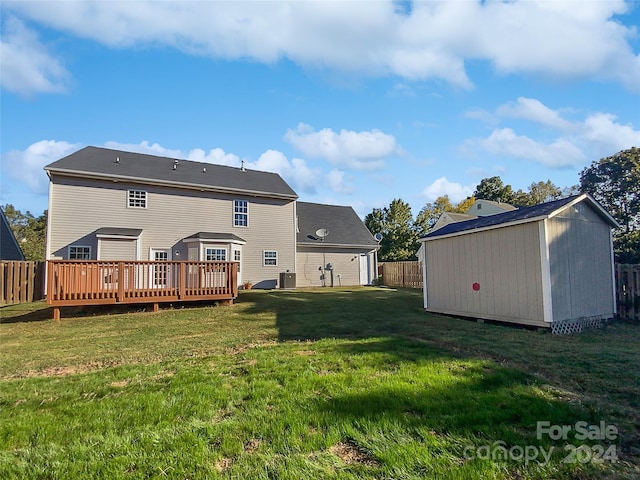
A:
[419, 194, 619, 332]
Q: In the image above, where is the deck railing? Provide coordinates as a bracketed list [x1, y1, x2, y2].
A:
[46, 260, 238, 318]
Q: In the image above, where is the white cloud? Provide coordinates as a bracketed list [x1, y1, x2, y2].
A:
[0, 16, 70, 96]
[250, 150, 320, 194]
[477, 128, 585, 168]
[580, 113, 640, 156]
[326, 169, 353, 194]
[284, 123, 397, 170]
[497, 97, 574, 131]
[6, 1, 637, 90]
[468, 98, 640, 168]
[422, 177, 474, 203]
[2, 140, 80, 194]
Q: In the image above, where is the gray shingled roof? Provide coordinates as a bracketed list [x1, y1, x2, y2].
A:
[183, 232, 246, 243]
[45, 146, 298, 199]
[95, 227, 143, 237]
[297, 202, 379, 248]
[0, 208, 25, 261]
[422, 194, 618, 239]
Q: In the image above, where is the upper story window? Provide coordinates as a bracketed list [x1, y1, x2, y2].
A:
[263, 250, 277, 266]
[128, 189, 147, 208]
[69, 246, 91, 260]
[234, 200, 248, 227]
[205, 248, 227, 261]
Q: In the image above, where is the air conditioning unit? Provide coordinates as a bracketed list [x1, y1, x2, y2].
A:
[279, 272, 296, 289]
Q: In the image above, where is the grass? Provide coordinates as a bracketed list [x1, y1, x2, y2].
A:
[0, 288, 638, 479]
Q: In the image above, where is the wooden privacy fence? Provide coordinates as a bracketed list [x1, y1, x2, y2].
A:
[47, 260, 238, 319]
[379, 261, 423, 289]
[0, 261, 45, 305]
[616, 264, 639, 321]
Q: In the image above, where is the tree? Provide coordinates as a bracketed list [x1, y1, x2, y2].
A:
[2, 204, 47, 261]
[474, 176, 564, 207]
[414, 195, 475, 236]
[513, 180, 563, 207]
[579, 147, 640, 263]
[365, 199, 418, 261]
[472, 176, 514, 204]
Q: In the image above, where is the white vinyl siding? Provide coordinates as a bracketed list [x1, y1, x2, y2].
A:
[69, 246, 91, 259]
[47, 176, 296, 284]
[99, 239, 137, 261]
[128, 189, 147, 208]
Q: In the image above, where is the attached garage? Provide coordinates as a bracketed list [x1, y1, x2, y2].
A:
[419, 194, 619, 332]
[296, 202, 379, 287]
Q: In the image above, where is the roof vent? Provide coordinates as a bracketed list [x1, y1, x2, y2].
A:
[115, 157, 120, 163]
[241, 160, 246, 172]
[173, 164, 177, 170]
[203, 167, 207, 173]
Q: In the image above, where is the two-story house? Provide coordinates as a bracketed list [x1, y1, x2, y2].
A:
[44, 146, 378, 288]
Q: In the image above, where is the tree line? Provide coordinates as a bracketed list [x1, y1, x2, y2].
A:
[366, 147, 639, 264]
[2, 148, 638, 264]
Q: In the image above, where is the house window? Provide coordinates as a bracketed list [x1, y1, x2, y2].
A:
[234, 250, 241, 272]
[234, 200, 248, 227]
[69, 246, 91, 259]
[263, 250, 277, 266]
[128, 189, 147, 208]
[205, 248, 227, 261]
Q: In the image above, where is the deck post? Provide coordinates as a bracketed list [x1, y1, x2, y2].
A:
[117, 262, 125, 302]
[52, 307, 60, 320]
[153, 303, 159, 312]
[179, 262, 186, 300]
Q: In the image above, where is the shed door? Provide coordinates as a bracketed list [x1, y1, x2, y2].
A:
[99, 239, 137, 261]
[359, 254, 370, 285]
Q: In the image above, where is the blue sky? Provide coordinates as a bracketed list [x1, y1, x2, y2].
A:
[1, 1, 639, 219]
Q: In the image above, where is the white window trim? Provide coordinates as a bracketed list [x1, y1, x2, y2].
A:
[205, 247, 228, 262]
[68, 245, 92, 260]
[127, 189, 148, 209]
[263, 250, 278, 266]
[233, 199, 249, 227]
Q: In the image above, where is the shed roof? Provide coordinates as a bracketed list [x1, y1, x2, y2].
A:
[422, 194, 619, 240]
[0, 208, 25, 261]
[45, 146, 298, 200]
[183, 232, 246, 243]
[297, 202, 379, 248]
[95, 227, 143, 237]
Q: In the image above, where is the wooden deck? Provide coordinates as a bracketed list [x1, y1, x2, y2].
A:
[46, 260, 238, 319]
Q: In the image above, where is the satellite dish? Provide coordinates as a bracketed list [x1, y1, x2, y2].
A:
[315, 228, 329, 239]
[374, 233, 383, 242]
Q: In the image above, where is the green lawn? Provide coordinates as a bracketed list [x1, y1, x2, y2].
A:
[0, 288, 638, 479]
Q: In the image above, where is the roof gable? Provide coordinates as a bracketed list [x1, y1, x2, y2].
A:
[45, 146, 298, 200]
[297, 202, 379, 248]
[422, 194, 618, 240]
[0, 208, 25, 260]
